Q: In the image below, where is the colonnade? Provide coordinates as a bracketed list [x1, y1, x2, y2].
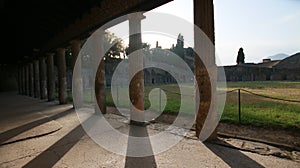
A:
[17, 0, 216, 140]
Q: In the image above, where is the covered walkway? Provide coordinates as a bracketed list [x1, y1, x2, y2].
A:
[1, 0, 300, 167]
[0, 92, 298, 167]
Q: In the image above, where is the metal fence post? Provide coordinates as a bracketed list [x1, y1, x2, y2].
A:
[116, 86, 118, 106]
[159, 88, 161, 113]
[91, 88, 93, 102]
[238, 89, 241, 123]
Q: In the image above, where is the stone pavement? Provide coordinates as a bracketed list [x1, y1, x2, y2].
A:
[0, 92, 299, 168]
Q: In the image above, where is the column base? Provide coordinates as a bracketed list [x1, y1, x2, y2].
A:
[129, 120, 150, 127]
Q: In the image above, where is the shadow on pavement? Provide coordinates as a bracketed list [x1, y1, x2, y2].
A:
[22, 115, 95, 168]
[0, 108, 74, 145]
[124, 124, 157, 168]
[204, 140, 264, 168]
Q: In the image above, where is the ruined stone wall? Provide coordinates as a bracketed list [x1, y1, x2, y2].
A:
[223, 65, 272, 82]
[222, 65, 300, 82]
[271, 68, 300, 81]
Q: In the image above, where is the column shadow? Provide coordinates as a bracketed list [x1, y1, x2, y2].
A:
[124, 124, 157, 168]
[204, 140, 264, 168]
[23, 115, 95, 168]
[0, 108, 73, 145]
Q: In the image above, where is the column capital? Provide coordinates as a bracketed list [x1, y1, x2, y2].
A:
[56, 48, 65, 53]
[93, 28, 105, 37]
[45, 52, 55, 57]
[127, 12, 145, 21]
[70, 40, 82, 45]
[39, 56, 46, 61]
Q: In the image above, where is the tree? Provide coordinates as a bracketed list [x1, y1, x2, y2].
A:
[143, 42, 151, 50]
[236, 47, 245, 64]
[104, 31, 126, 61]
[170, 33, 185, 58]
[81, 31, 126, 67]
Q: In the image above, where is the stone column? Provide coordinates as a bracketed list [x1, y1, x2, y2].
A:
[128, 13, 145, 125]
[194, 0, 217, 140]
[47, 53, 55, 101]
[20, 68, 24, 95]
[56, 48, 68, 104]
[29, 63, 34, 97]
[39, 57, 47, 99]
[71, 40, 83, 108]
[25, 64, 30, 96]
[19, 67, 22, 95]
[33, 60, 40, 98]
[94, 30, 106, 114]
[18, 67, 21, 94]
[22, 66, 26, 95]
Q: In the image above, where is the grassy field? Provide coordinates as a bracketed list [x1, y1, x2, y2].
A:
[71, 81, 300, 130]
[227, 81, 300, 100]
[224, 81, 300, 129]
[105, 84, 195, 114]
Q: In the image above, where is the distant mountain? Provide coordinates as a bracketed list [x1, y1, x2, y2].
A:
[266, 53, 289, 60]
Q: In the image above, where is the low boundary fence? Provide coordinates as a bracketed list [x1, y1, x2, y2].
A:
[89, 85, 300, 128]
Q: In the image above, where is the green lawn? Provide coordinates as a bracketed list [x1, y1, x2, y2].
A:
[69, 81, 300, 130]
[105, 84, 195, 115]
[224, 81, 300, 130]
[227, 81, 300, 89]
[223, 91, 300, 129]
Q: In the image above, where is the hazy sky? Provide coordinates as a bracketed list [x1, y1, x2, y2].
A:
[109, 0, 300, 66]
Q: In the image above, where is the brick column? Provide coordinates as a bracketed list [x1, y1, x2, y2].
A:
[94, 30, 106, 114]
[19, 67, 22, 94]
[22, 66, 26, 95]
[128, 13, 145, 125]
[18, 68, 20, 94]
[47, 53, 55, 101]
[25, 64, 30, 96]
[29, 63, 34, 97]
[56, 48, 68, 104]
[71, 40, 83, 108]
[33, 60, 40, 98]
[194, 0, 217, 140]
[39, 57, 47, 99]
[18, 67, 22, 94]
[20, 67, 24, 95]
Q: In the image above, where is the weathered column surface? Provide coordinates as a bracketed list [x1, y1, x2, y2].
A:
[194, 0, 217, 140]
[29, 63, 34, 97]
[71, 40, 83, 108]
[18, 67, 22, 94]
[94, 30, 106, 114]
[56, 48, 68, 104]
[128, 13, 145, 125]
[39, 57, 47, 99]
[47, 53, 55, 101]
[22, 66, 26, 95]
[25, 65, 29, 96]
[33, 60, 40, 98]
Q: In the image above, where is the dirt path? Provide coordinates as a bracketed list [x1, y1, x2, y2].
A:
[217, 122, 300, 151]
[108, 106, 300, 151]
[107, 106, 300, 162]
